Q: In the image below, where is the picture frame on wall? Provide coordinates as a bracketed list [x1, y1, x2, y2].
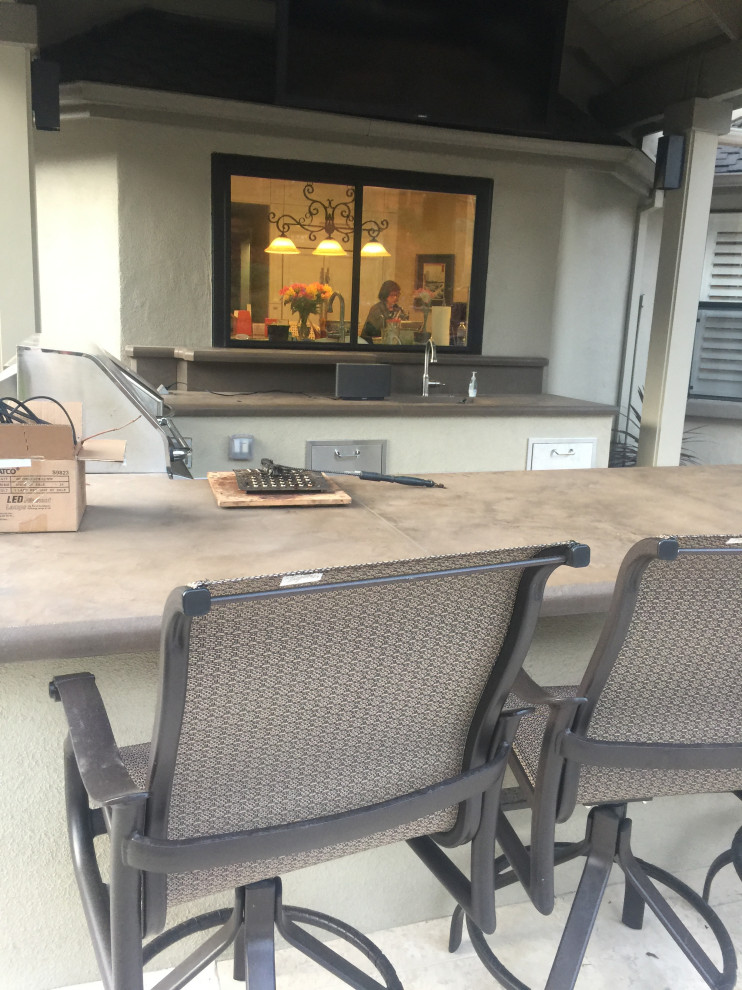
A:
[415, 254, 455, 306]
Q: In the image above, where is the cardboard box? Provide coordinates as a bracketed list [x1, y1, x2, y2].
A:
[0, 401, 125, 533]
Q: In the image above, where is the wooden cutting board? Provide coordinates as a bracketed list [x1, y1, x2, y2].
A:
[207, 471, 352, 508]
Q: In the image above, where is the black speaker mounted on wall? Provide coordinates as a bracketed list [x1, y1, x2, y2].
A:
[654, 134, 685, 190]
[31, 59, 60, 131]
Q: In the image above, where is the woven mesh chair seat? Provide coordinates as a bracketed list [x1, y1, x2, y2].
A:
[121, 740, 457, 900]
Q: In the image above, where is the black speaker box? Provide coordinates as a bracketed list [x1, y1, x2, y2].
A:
[654, 134, 685, 190]
[31, 60, 60, 132]
[335, 364, 391, 400]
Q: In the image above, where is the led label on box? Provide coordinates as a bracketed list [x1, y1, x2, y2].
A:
[0, 473, 70, 494]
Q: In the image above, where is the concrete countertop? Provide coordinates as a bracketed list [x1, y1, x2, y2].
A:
[127, 344, 548, 369]
[2, 465, 741, 663]
[166, 391, 617, 418]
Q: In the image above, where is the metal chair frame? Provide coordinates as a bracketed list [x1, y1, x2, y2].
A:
[704, 791, 742, 903]
[51, 543, 588, 990]
[451, 537, 742, 990]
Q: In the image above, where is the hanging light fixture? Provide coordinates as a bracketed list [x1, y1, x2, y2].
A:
[313, 236, 348, 256]
[264, 181, 300, 254]
[265, 235, 300, 254]
[360, 217, 391, 258]
[265, 182, 390, 257]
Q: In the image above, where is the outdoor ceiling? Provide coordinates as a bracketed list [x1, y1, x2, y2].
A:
[564, 0, 742, 138]
[21, 0, 742, 143]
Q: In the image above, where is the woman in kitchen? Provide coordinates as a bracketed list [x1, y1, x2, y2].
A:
[361, 280, 408, 344]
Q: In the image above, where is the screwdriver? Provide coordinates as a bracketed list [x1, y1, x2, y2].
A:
[336, 470, 445, 488]
[260, 459, 444, 488]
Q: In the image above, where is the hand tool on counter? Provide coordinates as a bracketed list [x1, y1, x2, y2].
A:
[258, 458, 445, 489]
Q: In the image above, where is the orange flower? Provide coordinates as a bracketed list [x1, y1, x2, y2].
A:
[280, 281, 334, 319]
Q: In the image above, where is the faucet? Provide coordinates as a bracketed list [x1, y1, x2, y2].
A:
[327, 292, 347, 337]
[422, 338, 444, 397]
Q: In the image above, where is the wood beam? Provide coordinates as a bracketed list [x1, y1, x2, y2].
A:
[590, 36, 742, 132]
[701, 0, 742, 42]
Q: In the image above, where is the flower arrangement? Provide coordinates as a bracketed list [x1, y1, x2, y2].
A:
[412, 287, 433, 309]
[280, 282, 333, 338]
[412, 287, 432, 334]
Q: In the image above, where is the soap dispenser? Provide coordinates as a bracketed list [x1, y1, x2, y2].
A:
[468, 371, 478, 398]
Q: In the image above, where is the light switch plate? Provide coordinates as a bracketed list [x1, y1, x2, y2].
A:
[229, 435, 254, 460]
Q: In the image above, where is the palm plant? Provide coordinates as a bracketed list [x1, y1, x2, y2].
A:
[609, 387, 702, 467]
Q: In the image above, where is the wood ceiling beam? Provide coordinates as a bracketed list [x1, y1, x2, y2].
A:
[700, 0, 742, 41]
[589, 36, 742, 132]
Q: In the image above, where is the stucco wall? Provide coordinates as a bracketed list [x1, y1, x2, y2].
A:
[34, 120, 121, 356]
[176, 411, 614, 478]
[34, 104, 648, 409]
[685, 408, 742, 465]
[548, 170, 638, 404]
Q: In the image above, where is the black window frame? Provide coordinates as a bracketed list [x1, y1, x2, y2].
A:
[212, 153, 492, 353]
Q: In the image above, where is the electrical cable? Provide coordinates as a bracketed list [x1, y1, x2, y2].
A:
[0, 395, 78, 445]
[80, 415, 142, 445]
[0, 397, 43, 425]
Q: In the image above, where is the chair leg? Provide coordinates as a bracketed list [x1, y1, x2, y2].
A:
[464, 917, 530, 990]
[704, 825, 742, 902]
[276, 891, 403, 990]
[620, 872, 646, 930]
[239, 877, 402, 990]
[65, 741, 115, 989]
[618, 833, 737, 990]
[448, 905, 465, 952]
[544, 805, 622, 990]
[461, 802, 737, 990]
[244, 879, 278, 990]
[449, 838, 598, 987]
[233, 921, 246, 982]
[704, 851, 734, 903]
[109, 801, 147, 990]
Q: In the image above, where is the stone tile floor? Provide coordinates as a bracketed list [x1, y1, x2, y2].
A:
[59, 865, 742, 990]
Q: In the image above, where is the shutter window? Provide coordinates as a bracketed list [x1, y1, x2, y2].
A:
[700, 214, 742, 302]
[689, 310, 742, 399]
[692, 214, 742, 398]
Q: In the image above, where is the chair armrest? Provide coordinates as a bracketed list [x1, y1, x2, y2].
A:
[50, 672, 146, 806]
[511, 670, 585, 709]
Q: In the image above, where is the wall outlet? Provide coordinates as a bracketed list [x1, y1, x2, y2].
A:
[229, 435, 254, 460]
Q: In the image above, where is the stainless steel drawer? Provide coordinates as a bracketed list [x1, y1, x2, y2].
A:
[306, 440, 386, 473]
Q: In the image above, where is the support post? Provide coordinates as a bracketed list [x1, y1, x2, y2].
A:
[0, 1, 39, 369]
[637, 98, 733, 467]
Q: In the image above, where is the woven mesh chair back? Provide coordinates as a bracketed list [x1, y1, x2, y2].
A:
[576, 535, 742, 805]
[149, 547, 544, 904]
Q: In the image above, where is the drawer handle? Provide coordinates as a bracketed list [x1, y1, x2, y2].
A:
[550, 448, 575, 457]
[334, 449, 361, 459]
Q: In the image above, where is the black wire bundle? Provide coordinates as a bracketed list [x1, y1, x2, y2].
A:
[0, 396, 78, 445]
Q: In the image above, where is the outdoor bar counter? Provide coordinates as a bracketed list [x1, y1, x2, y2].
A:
[2, 464, 741, 664]
[3, 464, 742, 989]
